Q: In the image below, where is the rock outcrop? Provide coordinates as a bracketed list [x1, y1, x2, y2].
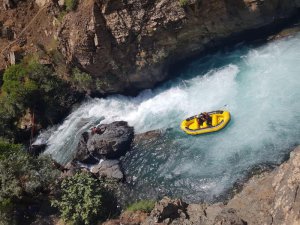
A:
[67, 121, 134, 180]
[75, 121, 134, 161]
[90, 159, 124, 180]
[58, 0, 300, 94]
[104, 146, 300, 225]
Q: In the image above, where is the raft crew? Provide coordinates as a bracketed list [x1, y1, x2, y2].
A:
[196, 112, 212, 127]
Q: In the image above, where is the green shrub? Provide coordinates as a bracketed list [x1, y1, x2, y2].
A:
[0, 148, 59, 224]
[71, 68, 93, 92]
[57, 10, 67, 22]
[0, 152, 59, 198]
[0, 59, 80, 137]
[51, 172, 104, 225]
[0, 139, 22, 160]
[126, 199, 156, 213]
[179, 0, 188, 7]
[65, 0, 78, 11]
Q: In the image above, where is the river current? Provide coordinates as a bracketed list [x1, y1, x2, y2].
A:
[38, 33, 300, 203]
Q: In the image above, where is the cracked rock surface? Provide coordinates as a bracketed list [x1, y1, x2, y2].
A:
[58, 0, 300, 94]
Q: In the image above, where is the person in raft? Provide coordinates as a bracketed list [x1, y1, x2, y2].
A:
[197, 112, 212, 127]
[202, 112, 212, 126]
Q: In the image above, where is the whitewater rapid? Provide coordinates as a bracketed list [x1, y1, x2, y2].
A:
[39, 33, 300, 202]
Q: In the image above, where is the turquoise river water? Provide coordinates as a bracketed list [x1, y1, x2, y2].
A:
[38, 33, 300, 203]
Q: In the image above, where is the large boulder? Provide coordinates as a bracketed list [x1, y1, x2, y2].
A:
[90, 159, 124, 180]
[75, 121, 134, 161]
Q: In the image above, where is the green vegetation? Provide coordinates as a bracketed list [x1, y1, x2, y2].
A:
[65, 0, 78, 11]
[57, 10, 67, 22]
[0, 59, 80, 138]
[0, 140, 59, 224]
[179, 0, 188, 7]
[0, 139, 22, 159]
[71, 68, 93, 92]
[52, 172, 104, 225]
[126, 199, 156, 213]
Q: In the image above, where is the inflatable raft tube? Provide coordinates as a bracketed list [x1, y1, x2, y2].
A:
[180, 111, 231, 135]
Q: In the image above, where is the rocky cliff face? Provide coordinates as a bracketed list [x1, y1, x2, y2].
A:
[103, 146, 300, 225]
[58, 0, 300, 94]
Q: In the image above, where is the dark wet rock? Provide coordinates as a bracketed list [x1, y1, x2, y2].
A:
[29, 143, 47, 156]
[75, 131, 91, 161]
[75, 121, 134, 161]
[90, 160, 124, 180]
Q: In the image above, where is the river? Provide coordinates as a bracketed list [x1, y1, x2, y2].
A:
[38, 33, 300, 203]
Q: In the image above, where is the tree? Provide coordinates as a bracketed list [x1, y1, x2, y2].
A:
[52, 172, 104, 225]
[0, 59, 81, 138]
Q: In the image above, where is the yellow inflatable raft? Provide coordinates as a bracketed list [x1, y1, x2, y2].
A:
[180, 111, 231, 135]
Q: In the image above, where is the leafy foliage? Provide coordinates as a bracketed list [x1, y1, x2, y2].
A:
[71, 68, 93, 92]
[0, 141, 59, 224]
[52, 172, 104, 225]
[0, 60, 80, 138]
[65, 0, 78, 11]
[126, 199, 156, 213]
[0, 139, 22, 160]
[179, 0, 188, 7]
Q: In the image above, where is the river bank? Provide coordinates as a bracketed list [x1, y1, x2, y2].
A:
[102, 145, 300, 225]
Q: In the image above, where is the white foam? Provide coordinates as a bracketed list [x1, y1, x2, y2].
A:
[39, 34, 300, 201]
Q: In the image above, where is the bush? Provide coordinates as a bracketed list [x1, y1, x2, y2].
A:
[126, 200, 156, 213]
[71, 68, 93, 92]
[0, 59, 81, 138]
[51, 172, 104, 225]
[0, 145, 59, 224]
[65, 0, 78, 11]
[0, 151, 59, 199]
[0, 139, 22, 160]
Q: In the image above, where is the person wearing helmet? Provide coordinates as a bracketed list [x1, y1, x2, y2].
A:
[200, 112, 212, 126]
[201, 112, 212, 126]
[196, 114, 205, 127]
